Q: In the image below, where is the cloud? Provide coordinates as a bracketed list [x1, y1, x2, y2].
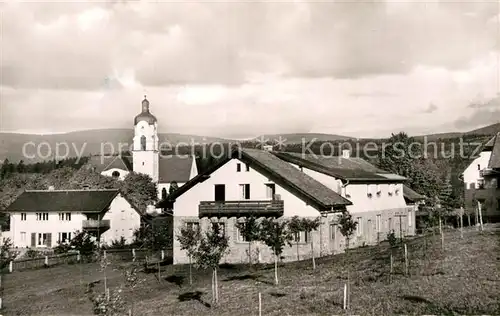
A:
[2, 1, 499, 90]
[455, 95, 500, 128]
[423, 103, 438, 113]
[1, 1, 500, 138]
[468, 94, 500, 109]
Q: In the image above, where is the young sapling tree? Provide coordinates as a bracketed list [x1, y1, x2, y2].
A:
[337, 211, 357, 310]
[259, 218, 293, 285]
[176, 224, 201, 285]
[192, 222, 229, 305]
[301, 217, 322, 270]
[235, 216, 261, 267]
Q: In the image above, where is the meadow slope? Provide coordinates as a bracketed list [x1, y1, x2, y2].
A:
[3, 226, 500, 315]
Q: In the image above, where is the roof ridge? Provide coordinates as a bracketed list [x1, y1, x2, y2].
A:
[25, 189, 119, 192]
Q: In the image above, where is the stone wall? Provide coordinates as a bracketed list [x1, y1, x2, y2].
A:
[172, 207, 414, 265]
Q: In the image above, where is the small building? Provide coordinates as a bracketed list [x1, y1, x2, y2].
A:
[462, 133, 500, 223]
[3, 188, 142, 248]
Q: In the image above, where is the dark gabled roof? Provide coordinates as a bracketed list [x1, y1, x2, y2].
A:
[87, 155, 132, 173]
[274, 152, 405, 183]
[483, 135, 496, 151]
[158, 155, 194, 183]
[488, 133, 500, 169]
[159, 148, 351, 212]
[403, 185, 425, 203]
[4, 189, 121, 213]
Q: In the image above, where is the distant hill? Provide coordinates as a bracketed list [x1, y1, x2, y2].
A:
[2, 123, 500, 163]
[254, 133, 354, 144]
[0, 129, 234, 163]
[415, 123, 500, 141]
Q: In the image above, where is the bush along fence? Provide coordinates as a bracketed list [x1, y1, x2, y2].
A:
[6, 248, 173, 273]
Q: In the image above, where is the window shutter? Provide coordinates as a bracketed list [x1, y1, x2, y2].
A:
[31, 233, 36, 247]
[46, 233, 52, 247]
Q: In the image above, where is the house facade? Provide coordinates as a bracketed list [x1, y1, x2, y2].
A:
[160, 147, 417, 265]
[88, 97, 198, 197]
[4, 189, 142, 248]
[463, 133, 500, 222]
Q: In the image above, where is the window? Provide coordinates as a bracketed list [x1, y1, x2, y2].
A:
[236, 222, 248, 242]
[388, 217, 393, 231]
[38, 233, 49, 246]
[121, 210, 126, 220]
[376, 215, 381, 232]
[20, 232, 26, 242]
[36, 213, 49, 221]
[239, 184, 250, 200]
[186, 222, 200, 231]
[246, 163, 250, 172]
[266, 183, 276, 199]
[141, 135, 146, 151]
[59, 213, 64, 221]
[60, 213, 71, 221]
[214, 184, 225, 202]
[59, 232, 72, 243]
[330, 224, 337, 241]
[65, 213, 71, 221]
[478, 164, 481, 170]
[211, 222, 225, 237]
[20, 213, 26, 221]
[356, 217, 362, 237]
[408, 210, 412, 227]
[236, 163, 241, 172]
[112, 171, 120, 178]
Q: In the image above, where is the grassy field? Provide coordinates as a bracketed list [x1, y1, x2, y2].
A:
[3, 226, 500, 315]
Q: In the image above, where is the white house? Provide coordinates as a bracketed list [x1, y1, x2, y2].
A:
[87, 96, 198, 198]
[159, 147, 417, 265]
[4, 188, 142, 248]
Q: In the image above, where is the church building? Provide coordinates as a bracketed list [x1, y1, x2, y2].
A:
[88, 97, 198, 196]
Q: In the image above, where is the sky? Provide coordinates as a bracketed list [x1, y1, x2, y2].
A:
[0, 0, 500, 139]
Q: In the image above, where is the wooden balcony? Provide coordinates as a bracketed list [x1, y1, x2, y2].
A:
[199, 200, 284, 218]
[480, 168, 500, 178]
[82, 219, 110, 232]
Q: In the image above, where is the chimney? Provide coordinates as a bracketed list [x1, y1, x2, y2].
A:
[342, 149, 350, 159]
[263, 145, 273, 152]
[48, 186, 55, 191]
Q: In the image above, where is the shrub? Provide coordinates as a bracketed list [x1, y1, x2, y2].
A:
[387, 230, 398, 248]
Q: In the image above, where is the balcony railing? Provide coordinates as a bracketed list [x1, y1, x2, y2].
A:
[480, 168, 499, 178]
[199, 200, 284, 218]
[82, 219, 111, 230]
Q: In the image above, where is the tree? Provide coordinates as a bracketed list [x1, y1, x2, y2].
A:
[169, 181, 179, 196]
[301, 217, 322, 270]
[177, 225, 201, 285]
[16, 160, 25, 173]
[0, 238, 18, 269]
[132, 221, 171, 251]
[120, 172, 158, 214]
[54, 231, 97, 260]
[337, 210, 358, 310]
[192, 223, 229, 305]
[287, 216, 304, 261]
[259, 218, 293, 285]
[234, 216, 261, 266]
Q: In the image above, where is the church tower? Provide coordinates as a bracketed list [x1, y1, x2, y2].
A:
[132, 96, 159, 183]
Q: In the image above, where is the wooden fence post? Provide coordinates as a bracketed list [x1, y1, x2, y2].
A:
[44, 256, 49, 267]
[9, 261, 12, 273]
[258, 292, 262, 316]
[77, 251, 81, 262]
[343, 283, 347, 309]
[404, 244, 408, 276]
[390, 252, 393, 283]
[103, 250, 107, 259]
[161, 250, 165, 261]
[132, 249, 136, 262]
